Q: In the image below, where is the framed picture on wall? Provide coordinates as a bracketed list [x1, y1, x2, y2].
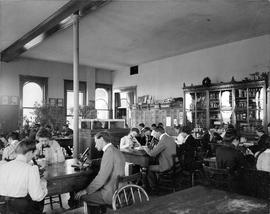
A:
[1, 96, 9, 105]
[49, 98, 57, 106]
[57, 98, 64, 107]
[10, 96, 19, 105]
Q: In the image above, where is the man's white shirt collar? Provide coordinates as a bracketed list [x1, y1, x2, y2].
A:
[159, 133, 168, 140]
[103, 143, 112, 152]
[184, 134, 190, 143]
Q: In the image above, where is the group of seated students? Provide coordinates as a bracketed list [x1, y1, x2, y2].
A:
[0, 125, 69, 213]
[0, 120, 269, 213]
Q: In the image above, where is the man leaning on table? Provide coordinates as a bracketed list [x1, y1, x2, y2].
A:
[0, 139, 47, 214]
[75, 131, 125, 213]
[143, 126, 176, 190]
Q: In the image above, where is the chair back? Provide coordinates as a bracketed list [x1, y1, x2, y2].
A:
[203, 164, 232, 191]
[112, 184, 149, 210]
[116, 172, 142, 189]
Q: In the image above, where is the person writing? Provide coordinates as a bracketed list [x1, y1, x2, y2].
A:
[75, 131, 125, 213]
[0, 139, 47, 214]
[120, 128, 141, 150]
[36, 128, 65, 164]
[143, 126, 176, 190]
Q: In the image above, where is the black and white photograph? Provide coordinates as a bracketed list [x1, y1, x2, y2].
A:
[0, 0, 270, 213]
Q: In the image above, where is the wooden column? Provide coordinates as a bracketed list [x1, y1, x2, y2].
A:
[73, 12, 79, 158]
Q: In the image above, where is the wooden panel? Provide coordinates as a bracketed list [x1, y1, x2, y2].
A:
[0, 105, 19, 134]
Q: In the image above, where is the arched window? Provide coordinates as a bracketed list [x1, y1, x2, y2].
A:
[95, 88, 109, 119]
[22, 82, 43, 124]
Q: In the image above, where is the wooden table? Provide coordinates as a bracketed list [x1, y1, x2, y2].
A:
[109, 185, 269, 214]
[44, 159, 95, 196]
[121, 150, 150, 168]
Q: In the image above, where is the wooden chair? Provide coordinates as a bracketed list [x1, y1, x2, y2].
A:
[156, 154, 182, 193]
[44, 195, 63, 210]
[203, 164, 232, 191]
[83, 173, 143, 214]
[112, 184, 149, 210]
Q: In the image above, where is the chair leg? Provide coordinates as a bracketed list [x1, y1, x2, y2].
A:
[83, 202, 88, 214]
[58, 194, 63, 208]
[49, 196, 53, 210]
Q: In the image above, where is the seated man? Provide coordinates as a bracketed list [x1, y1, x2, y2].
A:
[140, 127, 153, 146]
[0, 139, 47, 214]
[2, 131, 20, 161]
[177, 126, 198, 170]
[36, 128, 65, 163]
[62, 124, 73, 137]
[143, 126, 176, 190]
[216, 127, 246, 171]
[75, 131, 125, 212]
[120, 128, 141, 150]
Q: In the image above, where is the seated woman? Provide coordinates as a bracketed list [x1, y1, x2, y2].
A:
[120, 128, 141, 151]
[36, 128, 65, 163]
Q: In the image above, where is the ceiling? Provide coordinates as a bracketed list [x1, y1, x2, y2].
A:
[1, 0, 270, 70]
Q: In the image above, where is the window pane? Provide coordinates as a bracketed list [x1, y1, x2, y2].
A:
[23, 82, 43, 107]
[96, 99, 108, 110]
[95, 88, 108, 101]
[97, 110, 109, 120]
[66, 91, 84, 115]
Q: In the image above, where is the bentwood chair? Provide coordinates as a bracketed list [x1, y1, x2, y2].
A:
[83, 173, 143, 214]
[112, 184, 149, 210]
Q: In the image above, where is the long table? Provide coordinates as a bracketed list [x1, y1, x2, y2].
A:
[44, 159, 96, 196]
[108, 185, 269, 214]
[121, 150, 150, 168]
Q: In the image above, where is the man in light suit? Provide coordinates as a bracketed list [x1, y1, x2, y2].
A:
[75, 131, 125, 212]
[143, 126, 176, 190]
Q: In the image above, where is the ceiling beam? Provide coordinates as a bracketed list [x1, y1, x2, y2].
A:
[0, 0, 111, 62]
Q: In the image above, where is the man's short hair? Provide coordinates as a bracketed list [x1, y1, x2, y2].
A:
[7, 131, 19, 140]
[131, 128, 140, 134]
[36, 128, 52, 139]
[16, 139, 36, 155]
[139, 123, 145, 128]
[95, 131, 111, 143]
[255, 125, 265, 133]
[142, 127, 151, 132]
[151, 124, 157, 128]
[157, 123, 164, 127]
[223, 127, 239, 144]
[155, 126, 165, 134]
[182, 126, 192, 135]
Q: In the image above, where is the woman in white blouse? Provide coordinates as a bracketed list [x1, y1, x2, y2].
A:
[0, 139, 47, 213]
[36, 128, 65, 164]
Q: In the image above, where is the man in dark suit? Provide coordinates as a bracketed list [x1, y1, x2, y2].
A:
[216, 127, 246, 171]
[143, 126, 176, 189]
[178, 126, 198, 170]
[75, 131, 125, 211]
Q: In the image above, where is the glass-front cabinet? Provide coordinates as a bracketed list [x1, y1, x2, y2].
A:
[183, 79, 267, 138]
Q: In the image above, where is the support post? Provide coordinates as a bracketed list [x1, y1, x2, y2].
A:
[73, 12, 79, 158]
